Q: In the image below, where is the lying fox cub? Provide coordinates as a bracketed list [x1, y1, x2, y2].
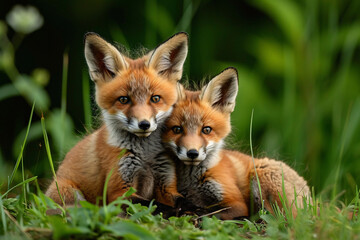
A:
[46, 32, 188, 206]
[155, 68, 311, 219]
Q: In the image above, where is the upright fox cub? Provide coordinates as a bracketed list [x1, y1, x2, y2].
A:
[159, 68, 311, 219]
[46, 32, 188, 205]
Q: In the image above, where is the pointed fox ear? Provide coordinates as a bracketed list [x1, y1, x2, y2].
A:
[200, 67, 239, 113]
[84, 32, 128, 82]
[176, 83, 186, 101]
[147, 32, 188, 82]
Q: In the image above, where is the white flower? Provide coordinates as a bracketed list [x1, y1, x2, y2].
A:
[6, 5, 43, 34]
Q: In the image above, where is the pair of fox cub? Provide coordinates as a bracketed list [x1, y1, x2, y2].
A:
[46, 32, 310, 219]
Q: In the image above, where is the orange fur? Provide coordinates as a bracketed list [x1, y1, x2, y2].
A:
[46, 32, 188, 207]
[163, 68, 311, 219]
[155, 178, 183, 207]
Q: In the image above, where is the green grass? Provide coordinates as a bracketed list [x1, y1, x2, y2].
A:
[0, 181, 359, 239]
[1, 110, 359, 240]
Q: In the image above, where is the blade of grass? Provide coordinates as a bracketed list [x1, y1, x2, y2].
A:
[249, 109, 264, 212]
[41, 115, 65, 207]
[60, 52, 69, 154]
[82, 69, 92, 128]
[4, 208, 31, 239]
[103, 168, 114, 224]
[0, 195, 7, 234]
[103, 149, 127, 224]
[8, 102, 35, 188]
[1, 176, 37, 199]
[21, 155, 26, 207]
[280, 166, 292, 220]
[332, 99, 360, 199]
[175, 0, 201, 32]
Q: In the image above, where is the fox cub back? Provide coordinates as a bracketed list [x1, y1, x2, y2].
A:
[161, 68, 310, 219]
[46, 32, 188, 206]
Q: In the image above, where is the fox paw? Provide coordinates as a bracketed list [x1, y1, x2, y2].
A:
[196, 180, 223, 206]
[174, 195, 186, 210]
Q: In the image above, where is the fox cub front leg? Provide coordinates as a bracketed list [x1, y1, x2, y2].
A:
[152, 154, 183, 207]
[46, 178, 85, 207]
[118, 152, 154, 200]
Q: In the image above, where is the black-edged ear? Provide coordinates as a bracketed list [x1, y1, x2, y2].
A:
[84, 32, 128, 82]
[200, 67, 239, 113]
[147, 32, 188, 82]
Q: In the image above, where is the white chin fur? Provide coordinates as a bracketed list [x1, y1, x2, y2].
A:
[182, 160, 202, 166]
[174, 140, 223, 168]
[134, 132, 152, 137]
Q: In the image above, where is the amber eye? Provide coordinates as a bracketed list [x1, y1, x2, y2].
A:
[151, 95, 161, 103]
[172, 126, 183, 134]
[202, 126, 212, 134]
[118, 96, 130, 104]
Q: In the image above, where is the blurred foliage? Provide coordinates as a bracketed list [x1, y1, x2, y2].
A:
[0, 0, 359, 202]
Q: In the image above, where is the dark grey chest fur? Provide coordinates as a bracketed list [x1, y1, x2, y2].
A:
[111, 127, 164, 162]
[175, 158, 224, 208]
[112, 127, 164, 189]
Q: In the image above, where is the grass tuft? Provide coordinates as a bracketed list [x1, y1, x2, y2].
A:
[41, 115, 65, 208]
[8, 102, 35, 189]
[249, 109, 265, 213]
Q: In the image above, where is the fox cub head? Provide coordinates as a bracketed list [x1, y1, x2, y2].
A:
[84, 32, 188, 139]
[163, 68, 239, 166]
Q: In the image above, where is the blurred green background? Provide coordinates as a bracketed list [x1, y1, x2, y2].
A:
[0, 0, 359, 201]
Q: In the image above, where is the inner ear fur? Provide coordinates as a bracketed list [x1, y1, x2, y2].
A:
[200, 67, 239, 113]
[84, 32, 128, 82]
[147, 32, 188, 82]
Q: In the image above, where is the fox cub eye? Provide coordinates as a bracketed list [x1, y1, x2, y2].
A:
[151, 95, 161, 103]
[172, 126, 183, 134]
[202, 126, 212, 134]
[118, 96, 130, 104]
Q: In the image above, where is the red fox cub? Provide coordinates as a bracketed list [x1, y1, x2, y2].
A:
[159, 68, 311, 219]
[46, 32, 188, 206]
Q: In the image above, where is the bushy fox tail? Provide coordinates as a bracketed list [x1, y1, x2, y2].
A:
[250, 158, 311, 217]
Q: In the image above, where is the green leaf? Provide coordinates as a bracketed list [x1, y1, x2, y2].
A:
[124, 187, 136, 198]
[49, 215, 95, 240]
[260, 213, 276, 224]
[243, 219, 258, 232]
[0, 83, 19, 101]
[1, 176, 37, 199]
[0, 196, 7, 234]
[14, 74, 50, 112]
[46, 109, 78, 154]
[101, 220, 156, 240]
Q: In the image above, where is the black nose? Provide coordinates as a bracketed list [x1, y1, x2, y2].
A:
[138, 120, 151, 130]
[187, 149, 199, 159]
